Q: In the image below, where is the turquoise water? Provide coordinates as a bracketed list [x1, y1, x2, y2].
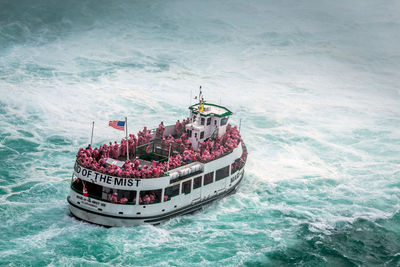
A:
[1, 0, 400, 265]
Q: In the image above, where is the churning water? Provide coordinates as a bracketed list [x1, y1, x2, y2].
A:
[1, 0, 400, 265]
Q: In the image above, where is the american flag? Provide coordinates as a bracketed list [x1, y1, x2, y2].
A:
[109, 120, 125, 131]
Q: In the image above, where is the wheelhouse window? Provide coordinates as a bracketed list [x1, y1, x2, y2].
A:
[201, 117, 205, 125]
[139, 189, 162, 205]
[207, 117, 211, 125]
[220, 117, 229, 126]
[193, 176, 201, 189]
[216, 166, 230, 181]
[204, 172, 214, 185]
[200, 131, 204, 139]
[164, 184, 180, 201]
[182, 180, 192, 194]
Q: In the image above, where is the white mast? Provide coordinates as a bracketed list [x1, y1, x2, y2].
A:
[90, 121, 94, 146]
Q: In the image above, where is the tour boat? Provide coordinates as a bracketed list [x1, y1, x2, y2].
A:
[67, 94, 247, 227]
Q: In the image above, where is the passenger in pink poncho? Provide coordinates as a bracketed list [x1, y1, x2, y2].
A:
[120, 197, 128, 204]
[110, 192, 118, 203]
[128, 139, 134, 156]
[153, 166, 160, 177]
[113, 141, 119, 158]
[156, 122, 165, 137]
[149, 194, 155, 203]
[133, 169, 141, 178]
[121, 139, 127, 156]
[143, 195, 151, 204]
[133, 158, 140, 169]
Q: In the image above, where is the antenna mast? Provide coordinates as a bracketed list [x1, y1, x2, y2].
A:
[199, 86, 203, 104]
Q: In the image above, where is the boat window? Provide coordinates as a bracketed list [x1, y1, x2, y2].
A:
[204, 172, 214, 185]
[85, 182, 103, 198]
[193, 176, 201, 189]
[207, 118, 211, 125]
[103, 187, 137, 204]
[216, 166, 230, 181]
[139, 189, 162, 205]
[231, 158, 241, 174]
[102, 187, 112, 201]
[214, 120, 217, 125]
[200, 131, 204, 139]
[187, 129, 192, 138]
[182, 180, 191, 194]
[71, 177, 139, 204]
[201, 117, 205, 125]
[71, 175, 83, 192]
[195, 133, 197, 138]
[71, 177, 103, 199]
[220, 117, 229, 126]
[164, 184, 180, 201]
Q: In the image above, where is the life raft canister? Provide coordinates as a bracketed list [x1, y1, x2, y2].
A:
[145, 145, 151, 154]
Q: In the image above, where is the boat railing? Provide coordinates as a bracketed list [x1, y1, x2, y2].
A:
[76, 138, 244, 180]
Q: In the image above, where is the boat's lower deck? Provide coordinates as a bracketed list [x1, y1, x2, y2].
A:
[68, 169, 245, 227]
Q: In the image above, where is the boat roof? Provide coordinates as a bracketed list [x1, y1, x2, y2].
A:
[189, 102, 233, 118]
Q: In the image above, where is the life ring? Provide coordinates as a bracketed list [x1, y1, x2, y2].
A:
[145, 145, 151, 154]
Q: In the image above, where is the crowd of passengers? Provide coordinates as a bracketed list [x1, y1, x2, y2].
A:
[109, 191, 166, 205]
[76, 120, 246, 179]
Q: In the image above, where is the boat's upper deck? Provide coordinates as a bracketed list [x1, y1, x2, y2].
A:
[76, 121, 245, 180]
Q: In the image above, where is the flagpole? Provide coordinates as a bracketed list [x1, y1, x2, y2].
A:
[125, 117, 129, 161]
[90, 121, 94, 146]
